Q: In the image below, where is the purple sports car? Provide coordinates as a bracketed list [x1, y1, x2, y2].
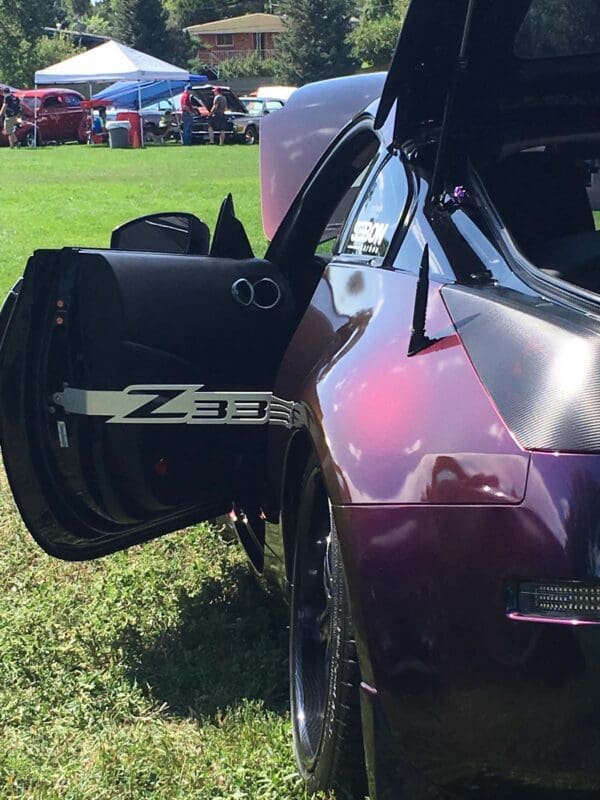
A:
[4, 0, 600, 797]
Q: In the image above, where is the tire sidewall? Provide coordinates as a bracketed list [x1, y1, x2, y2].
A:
[245, 126, 258, 145]
[290, 455, 358, 795]
[26, 130, 39, 147]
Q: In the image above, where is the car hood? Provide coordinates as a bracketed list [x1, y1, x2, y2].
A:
[193, 87, 247, 114]
[233, 113, 261, 124]
[376, 0, 600, 147]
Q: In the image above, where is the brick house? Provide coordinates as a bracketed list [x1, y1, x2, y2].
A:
[185, 13, 286, 67]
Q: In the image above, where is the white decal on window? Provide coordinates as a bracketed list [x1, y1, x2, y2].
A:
[348, 220, 390, 255]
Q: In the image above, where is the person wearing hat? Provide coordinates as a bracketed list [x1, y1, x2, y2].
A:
[180, 83, 196, 146]
[208, 87, 227, 146]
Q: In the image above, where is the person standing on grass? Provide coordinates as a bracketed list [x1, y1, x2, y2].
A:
[208, 87, 227, 146]
[1, 88, 20, 149]
[180, 83, 195, 146]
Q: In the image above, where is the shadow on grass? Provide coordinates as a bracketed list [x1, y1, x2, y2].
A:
[116, 563, 290, 719]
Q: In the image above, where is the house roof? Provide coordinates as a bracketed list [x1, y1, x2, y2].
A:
[186, 13, 286, 36]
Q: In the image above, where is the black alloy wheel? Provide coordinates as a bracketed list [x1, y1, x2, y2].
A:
[244, 125, 258, 145]
[290, 452, 367, 799]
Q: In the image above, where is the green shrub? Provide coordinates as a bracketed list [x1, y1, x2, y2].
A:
[217, 53, 277, 80]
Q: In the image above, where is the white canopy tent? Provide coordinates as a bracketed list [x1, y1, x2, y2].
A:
[33, 40, 189, 146]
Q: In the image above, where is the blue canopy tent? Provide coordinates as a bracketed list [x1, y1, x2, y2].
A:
[94, 74, 209, 109]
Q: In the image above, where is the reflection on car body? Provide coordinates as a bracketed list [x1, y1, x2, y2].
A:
[6, 1, 600, 798]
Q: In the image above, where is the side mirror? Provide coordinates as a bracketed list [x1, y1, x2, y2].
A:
[110, 212, 210, 255]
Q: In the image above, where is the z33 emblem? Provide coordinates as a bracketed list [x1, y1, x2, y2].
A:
[53, 385, 295, 427]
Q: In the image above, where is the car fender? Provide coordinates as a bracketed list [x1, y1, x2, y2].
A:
[272, 265, 530, 510]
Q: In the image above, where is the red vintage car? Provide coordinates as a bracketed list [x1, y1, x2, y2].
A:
[0, 83, 32, 147]
[0, 120, 33, 148]
[14, 88, 87, 146]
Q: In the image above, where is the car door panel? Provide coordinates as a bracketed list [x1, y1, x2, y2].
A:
[42, 99, 60, 140]
[65, 98, 83, 139]
[55, 98, 70, 140]
[0, 247, 295, 560]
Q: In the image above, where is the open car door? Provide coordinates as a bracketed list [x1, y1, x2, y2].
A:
[0, 241, 295, 560]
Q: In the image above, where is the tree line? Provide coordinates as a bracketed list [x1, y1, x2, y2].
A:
[0, 0, 408, 88]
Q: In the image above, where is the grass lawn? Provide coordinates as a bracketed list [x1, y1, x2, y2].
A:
[0, 144, 268, 291]
[0, 145, 327, 800]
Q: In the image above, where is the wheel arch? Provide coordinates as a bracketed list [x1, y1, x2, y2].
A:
[277, 410, 354, 582]
[280, 429, 314, 583]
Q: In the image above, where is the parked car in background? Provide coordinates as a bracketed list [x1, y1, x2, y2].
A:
[142, 86, 248, 144]
[255, 85, 296, 102]
[0, 120, 33, 147]
[234, 97, 285, 144]
[140, 97, 178, 129]
[16, 89, 87, 146]
[0, 84, 34, 147]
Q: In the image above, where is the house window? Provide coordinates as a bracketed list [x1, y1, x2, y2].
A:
[216, 34, 233, 47]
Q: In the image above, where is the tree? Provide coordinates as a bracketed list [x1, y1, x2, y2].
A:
[77, 0, 116, 37]
[165, 0, 265, 30]
[35, 33, 84, 71]
[112, 0, 169, 58]
[350, 0, 408, 68]
[81, 11, 115, 37]
[65, 0, 92, 20]
[514, 0, 600, 58]
[275, 0, 356, 85]
[0, 0, 57, 86]
[220, 0, 264, 17]
[164, 0, 218, 29]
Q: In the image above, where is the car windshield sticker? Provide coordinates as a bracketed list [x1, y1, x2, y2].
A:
[53, 385, 295, 427]
[340, 155, 409, 260]
[347, 220, 390, 256]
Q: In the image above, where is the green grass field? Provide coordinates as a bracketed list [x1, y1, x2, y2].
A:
[0, 144, 268, 290]
[0, 145, 325, 800]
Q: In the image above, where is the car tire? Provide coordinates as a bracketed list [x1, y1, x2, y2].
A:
[244, 125, 258, 145]
[25, 129, 41, 147]
[290, 452, 367, 800]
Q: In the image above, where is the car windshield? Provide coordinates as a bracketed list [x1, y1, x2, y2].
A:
[241, 99, 263, 116]
[515, 0, 600, 59]
[19, 96, 41, 111]
[143, 99, 174, 113]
